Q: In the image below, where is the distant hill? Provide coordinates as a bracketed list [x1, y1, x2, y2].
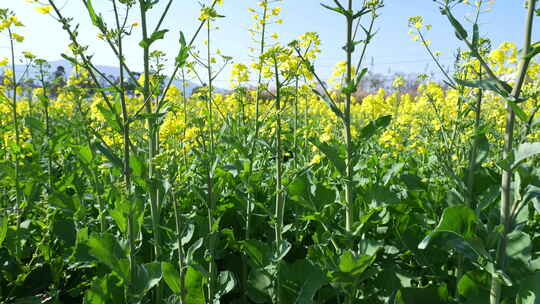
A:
[0, 59, 229, 96]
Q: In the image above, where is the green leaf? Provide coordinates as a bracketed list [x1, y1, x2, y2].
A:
[242, 240, 271, 268]
[294, 263, 328, 304]
[509, 99, 528, 122]
[312, 89, 343, 120]
[185, 267, 205, 304]
[432, 205, 476, 237]
[23, 117, 44, 134]
[0, 217, 7, 247]
[61, 53, 79, 66]
[383, 163, 405, 185]
[513, 142, 540, 169]
[77, 145, 94, 164]
[418, 206, 491, 262]
[272, 240, 291, 262]
[474, 133, 490, 165]
[455, 77, 512, 97]
[278, 260, 328, 304]
[216, 271, 236, 298]
[84, 273, 125, 304]
[92, 141, 123, 169]
[310, 138, 346, 175]
[52, 217, 76, 246]
[394, 285, 449, 304]
[86, 0, 100, 27]
[472, 23, 479, 49]
[87, 233, 129, 281]
[516, 272, 540, 304]
[458, 270, 490, 304]
[162, 262, 181, 293]
[525, 41, 540, 61]
[441, 7, 468, 41]
[359, 115, 392, 140]
[320, 3, 350, 17]
[139, 29, 169, 48]
[176, 31, 190, 67]
[400, 173, 426, 191]
[338, 250, 375, 276]
[133, 262, 162, 295]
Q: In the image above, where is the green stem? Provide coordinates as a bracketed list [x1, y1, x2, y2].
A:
[273, 54, 284, 304]
[172, 190, 187, 303]
[344, 0, 354, 233]
[8, 27, 22, 257]
[112, 1, 135, 300]
[138, 4, 163, 304]
[490, 1, 536, 303]
[206, 18, 217, 304]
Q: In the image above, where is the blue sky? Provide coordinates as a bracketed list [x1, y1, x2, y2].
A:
[1, 0, 537, 86]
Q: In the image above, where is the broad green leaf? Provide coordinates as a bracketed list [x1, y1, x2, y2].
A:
[419, 231, 490, 262]
[215, 270, 236, 298]
[513, 142, 540, 169]
[310, 139, 346, 175]
[516, 272, 540, 304]
[161, 262, 181, 294]
[278, 260, 327, 304]
[383, 162, 404, 185]
[139, 29, 169, 48]
[455, 77, 512, 97]
[176, 31, 190, 67]
[133, 262, 162, 295]
[77, 145, 94, 164]
[474, 133, 490, 165]
[509, 99, 528, 122]
[525, 41, 540, 61]
[359, 115, 392, 140]
[431, 205, 476, 238]
[272, 240, 291, 262]
[312, 89, 343, 120]
[400, 173, 426, 191]
[185, 266, 205, 304]
[320, 3, 349, 17]
[472, 23, 479, 49]
[248, 268, 273, 303]
[288, 174, 310, 201]
[84, 273, 125, 304]
[418, 206, 490, 262]
[242, 240, 271, 268]
[441, 7, 468, 41]
[87, 233, 129, 281]
[23, 117, 44, 134]
[394, 285, 449, 304]
[338, 250, 374, 276]
[92, 141, 123, 169]
[86, 0, 100, 27]
[457, 270, 490, 304]
[0, 217, 6, 247]
[52, 217, 76, 246]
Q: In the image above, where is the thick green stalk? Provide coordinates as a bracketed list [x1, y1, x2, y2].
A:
[273, 55, 284, 304]
[206, 19, 217, 304]
[466, 85, 483, 208]
[8, 27, 22, 256]
[344, 0, 354, 233]
[242, 5, 268, 301]
[138, 2, 162, 302]
[293, 77, 299, 168]
[246, 3, 269, 240]
[112, 1, 135, 300]
[490, 1, 536, 303]
[172, 191, 186, 303]
[37, 64, 54, 198]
